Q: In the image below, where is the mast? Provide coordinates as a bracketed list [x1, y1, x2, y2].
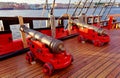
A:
[78, 0, 88, 15]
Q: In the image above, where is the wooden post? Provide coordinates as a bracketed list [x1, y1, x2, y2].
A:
[18, 16, 27, 48]
[50, 15, 56, 38]
[67, 14, 72, 34]
[46, 14, 51, 27]
[61, 19, 64, 26]
[0, 20, 4, 31]
[46, 20, 51, 27]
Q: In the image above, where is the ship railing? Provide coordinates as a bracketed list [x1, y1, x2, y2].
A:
[0, 16, 78, 31]
[112, 22, 120, 29]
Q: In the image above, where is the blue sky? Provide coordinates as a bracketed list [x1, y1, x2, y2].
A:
[0, 0, 119, 4]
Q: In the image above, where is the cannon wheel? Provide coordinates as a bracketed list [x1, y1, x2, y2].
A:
[93, 40, 103, 47]
[98, 42, 104, 47]
[43, 62, 54, 75]
[26, 51, 35, 64]
[78, 35, 86, 43]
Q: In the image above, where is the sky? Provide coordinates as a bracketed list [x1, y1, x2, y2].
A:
[0, 0, 119, 4]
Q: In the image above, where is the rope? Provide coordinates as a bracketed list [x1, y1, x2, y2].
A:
[78, 0, 89, 15]
[84, 0, 94, 14]
[50, 0, 56, 15]
[98, 0, 109, 16]
[46, 0, 50, 13]
[66, 0, 71, 14]
[104, 0, 116, 20]
[92, 0, 102, 15]
[40, 0, 48, 27]
[63, 0, 83, 30]
[41, 0, 51, 16]
[100, 0, 113, 19]
[72, 0, 83, 16]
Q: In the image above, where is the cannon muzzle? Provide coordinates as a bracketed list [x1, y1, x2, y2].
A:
[20, 25, 65, 53]
[70, 20, 106, 35]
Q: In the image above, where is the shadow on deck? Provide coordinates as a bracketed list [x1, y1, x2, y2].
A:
[0, 29, 120, 78]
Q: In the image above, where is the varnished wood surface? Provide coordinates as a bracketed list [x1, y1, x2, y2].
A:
[0, 29, 120, 78]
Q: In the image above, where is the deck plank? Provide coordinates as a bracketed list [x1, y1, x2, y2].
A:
[0, 29, 120, 78]
[96, 58, 120, 78]
[69, 46, 118, 78]
[85, 49, 120, 78]
[107, 64, 120, 78]
[51, 40, 103, 78]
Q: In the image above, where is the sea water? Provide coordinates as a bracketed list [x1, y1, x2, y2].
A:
[0, 8, 120, 39]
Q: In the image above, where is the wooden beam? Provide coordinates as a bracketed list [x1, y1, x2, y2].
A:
[18, 16, 27, 48]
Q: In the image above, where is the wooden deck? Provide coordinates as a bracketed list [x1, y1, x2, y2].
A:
[1, 29, 120, 78]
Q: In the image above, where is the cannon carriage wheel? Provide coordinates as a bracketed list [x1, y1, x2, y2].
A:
[43, 62, 54, 75]
[26, 51, 36, 64]
[93, 40, 104, 47]
[78, 35, 86, 43]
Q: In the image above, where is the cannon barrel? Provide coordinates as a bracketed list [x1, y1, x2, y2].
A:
[20, 25, 65, 53]
[70, 20, 106, 35]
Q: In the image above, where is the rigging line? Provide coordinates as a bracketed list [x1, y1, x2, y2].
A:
[78, 0, 89, 16]
[41, 0, 47, 16]
[66, 0, 71, 14]
[46, 0, 50, 13]
[64, 0, 82, 29]
[102, 0, 113, 15]
[50, 0, 56, 15]
[84, 0, 94, 14]
[40, 0, 48, 27]
[104, 0, 116, 20]
[72, 0, 83, 16]
[92, 0, 102, 15]
[98, 0, 110, 16]
[100, 0, 113, 18]
[58, 0, 79, 19]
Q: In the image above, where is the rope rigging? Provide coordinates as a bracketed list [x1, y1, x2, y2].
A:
[46, 0, 50, 13]
[104, 0, 116, 20]
[100, 0, 113, 19]
[98, 0, 109, 16]
[40, 0, 49, 27]
[92, 0, 102, 15]
[84, 0, 94, 15]
[78, 0, 89, 16]
[50, 0, 56, 15]
[40, 0, 49, 16]
[72, 0, 83, 16]
[66, 0, 71, 14]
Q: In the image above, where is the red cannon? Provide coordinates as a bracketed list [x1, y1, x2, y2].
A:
[20, 25, 73, 75]
[70, 20, 110, 46]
